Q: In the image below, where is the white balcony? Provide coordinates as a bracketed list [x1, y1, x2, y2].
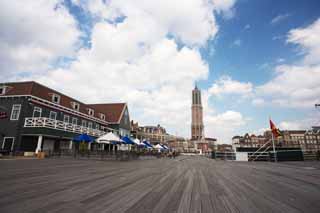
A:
[24, 117, 106, 137]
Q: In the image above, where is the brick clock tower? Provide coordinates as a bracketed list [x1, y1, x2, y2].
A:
[191, 85, 204, 140]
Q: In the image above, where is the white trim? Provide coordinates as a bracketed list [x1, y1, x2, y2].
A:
[0, 86, 6, 95]
[72, 117, 78, 125]
[88, 122, 93, 129]
[115, 103, 127, 124]
[23, 117, 115, 137]
[0, 95, 109, 125]
[2, 137, 15, 151]
[51, 94, 61, 104]
[63, 115, 70, 123]
[88, 108, 94, 116]
[72, 102, 80, 111]
[10, 104, 21, 120]
[32, 106, 42, 117]
[49, 111, 57, 120]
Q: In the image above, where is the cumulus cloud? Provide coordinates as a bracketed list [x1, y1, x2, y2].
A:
[205, 110, 248, 143]
[257, 18, 320, 108]
[1, 0, 235, 140]
[279, 118, 318, 130]
[0, 0, 81, 79]
[208, 75, 253, 98]
[287, 18, 320, 65]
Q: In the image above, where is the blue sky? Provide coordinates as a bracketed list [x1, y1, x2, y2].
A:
[1, 0, 320, 143]
[201, 0, 320, 137]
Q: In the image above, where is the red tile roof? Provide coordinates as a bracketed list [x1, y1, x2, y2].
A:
[0, 81, 126, 123]
[88, 103, 126, 123]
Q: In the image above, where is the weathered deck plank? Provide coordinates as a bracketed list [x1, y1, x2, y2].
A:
[0, 156, 320, 213]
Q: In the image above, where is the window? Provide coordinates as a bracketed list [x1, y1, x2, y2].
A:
[2, 137, 14, 151]
[0, 86, 6, 95]
[72, 102, 80, 111]
[88, 122, 92, 129]
[52, 94, 60, 104]
[63, 115, 69, 123]
[72, 117, 78, 125]
[32, 107, 42, 117]
[10, 105, 21, 120]
[95, 123, 99, 129]
[100, 113, 105, 120]
[88, 108, 94, 116]
[49, 111, 57, 120]
[82, 120, 87, 127]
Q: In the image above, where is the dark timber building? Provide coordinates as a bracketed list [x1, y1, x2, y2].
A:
[0, 81, 131, 153]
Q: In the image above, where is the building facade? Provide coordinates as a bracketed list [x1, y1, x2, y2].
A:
[232, 128, 320, 153]
[0, 81, 131, 153]
[130, 121, 183, 145]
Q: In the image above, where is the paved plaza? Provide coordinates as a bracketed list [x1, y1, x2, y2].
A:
[0, 156, 320, 213]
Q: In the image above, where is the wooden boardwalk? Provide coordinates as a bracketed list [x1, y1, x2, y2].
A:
[0, 156, 320, 213]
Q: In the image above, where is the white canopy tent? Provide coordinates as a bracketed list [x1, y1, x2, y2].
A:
[133, 138, 141, 145]
[154, 144, 164, 150]
[96, 132, 123, 144]
[96, 132, 123, 151]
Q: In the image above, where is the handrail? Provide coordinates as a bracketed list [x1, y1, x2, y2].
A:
[248, 140, 271, 160]
[250, 145, 271, 161]
[24, 117, 107, 137]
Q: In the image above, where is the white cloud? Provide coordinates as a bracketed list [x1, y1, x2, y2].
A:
[209, 75, 253, 98]
[244, 24, 250, 30]
[251, 98, 265, 106]
[279, 118, 318, 130]
[257, 18, 320, 108]
[74, 0, 227, 47]
[270, 13, 291, 25]
[287, 18, 320, 65]
[205, 110, 247, 143]
[1, 0, 240, 142]
[0, 0, 81, 79]
[277, 58, 285, 63]
[232, 39, 242, 47]
[212, 0, 236, 19]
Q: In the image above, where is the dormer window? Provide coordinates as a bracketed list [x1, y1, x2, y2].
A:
[52, 94, 60, 104]
[72, 102, 80, 111]
[0, 86, 6, 95]
[100, 113, 105, 120]
[88, 108, 94, 116]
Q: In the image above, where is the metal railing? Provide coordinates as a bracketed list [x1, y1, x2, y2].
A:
[24, 117, 106, 137]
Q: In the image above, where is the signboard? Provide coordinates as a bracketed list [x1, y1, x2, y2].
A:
[236, 152, 248, 161]
[0, 112, 7, 119]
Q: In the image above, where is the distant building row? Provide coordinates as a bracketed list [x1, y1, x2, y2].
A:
[232, 127, 320, 153]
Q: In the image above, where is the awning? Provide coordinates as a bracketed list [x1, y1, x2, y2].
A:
[73, 134, 94, 143]
[121, 136, 135, 145]
[143, 140, 153, 148]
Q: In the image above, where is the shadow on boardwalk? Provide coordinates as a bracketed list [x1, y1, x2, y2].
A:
[0, 156, 320, 213]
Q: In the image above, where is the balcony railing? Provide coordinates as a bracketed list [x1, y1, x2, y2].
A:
[24, 117, 106, 137]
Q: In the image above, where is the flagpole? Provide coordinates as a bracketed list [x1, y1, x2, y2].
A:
[271, 131, 277, 162]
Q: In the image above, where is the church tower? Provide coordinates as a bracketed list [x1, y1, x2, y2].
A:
[191, 85, 204, 140]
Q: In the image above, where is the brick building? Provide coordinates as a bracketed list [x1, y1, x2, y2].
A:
[232, 128, 320, 153]
[130, 120, 183, 145]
